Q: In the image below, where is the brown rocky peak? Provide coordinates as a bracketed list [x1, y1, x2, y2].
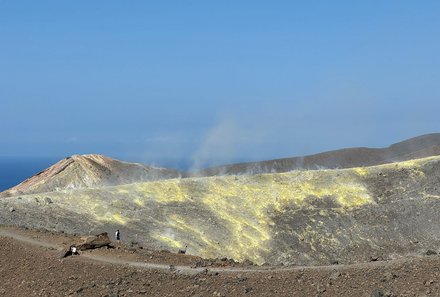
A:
[0, 154, 180, 198]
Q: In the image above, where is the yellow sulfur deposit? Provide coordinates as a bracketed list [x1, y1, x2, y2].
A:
[104, 168, 374, 264]
[119, 180, 188, 203]
[15, 155, 439, 265]
[45, 156, 436, 264]
[353, 167, 368, 176]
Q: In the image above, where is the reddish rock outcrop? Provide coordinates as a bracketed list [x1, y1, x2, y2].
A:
[0, 154, 180, 198]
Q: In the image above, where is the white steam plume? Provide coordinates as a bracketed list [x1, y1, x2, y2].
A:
[191, 119, 241, 172]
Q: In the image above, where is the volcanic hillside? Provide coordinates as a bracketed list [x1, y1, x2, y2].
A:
[0, 154, 180, 198]
[199, 133, 440, 176]
[1, 155, 440, 266]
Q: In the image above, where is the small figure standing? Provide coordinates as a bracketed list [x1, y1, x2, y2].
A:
[115, 229, 120, 241]
[178, 245, 187, 254]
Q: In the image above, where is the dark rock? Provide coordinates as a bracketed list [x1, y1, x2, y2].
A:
[426, 250, 437, 256]
[370, 255, 380, 262]
[371, 289, 385, 297]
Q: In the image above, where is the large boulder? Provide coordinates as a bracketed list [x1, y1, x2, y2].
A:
[77, 232, 111, 250]
[59, 232, 111, 258]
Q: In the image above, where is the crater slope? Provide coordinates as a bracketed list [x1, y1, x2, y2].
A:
[1, 156, 439, 266]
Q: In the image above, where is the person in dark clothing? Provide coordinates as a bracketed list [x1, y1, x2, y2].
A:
[115, 229, 120, 241]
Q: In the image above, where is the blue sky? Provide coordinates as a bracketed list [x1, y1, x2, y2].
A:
[1, 1, 439, 169]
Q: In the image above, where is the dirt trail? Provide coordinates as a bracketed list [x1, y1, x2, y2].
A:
[0, 228, 58, 249]
[2, 226, 440, 296]
[0, 227, 270, 274]
[0, 226, 418, 275]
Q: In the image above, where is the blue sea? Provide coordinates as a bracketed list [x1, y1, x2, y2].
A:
[0, 157, 60, 192]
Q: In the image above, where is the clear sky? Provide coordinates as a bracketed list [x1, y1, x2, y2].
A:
[1, 1, 439, 169]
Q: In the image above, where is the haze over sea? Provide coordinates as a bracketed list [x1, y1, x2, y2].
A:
[0, 157, 58, 191]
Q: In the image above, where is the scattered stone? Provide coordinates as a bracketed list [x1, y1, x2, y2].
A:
[424, 279, 434, 286]
[370, 255, 380, 262]
[237, 277, 248, 284]
[245, 287, 253, 293]
[242, 259, 254, 266]
[382, 271, 398, 282]
[9, 207, 15, 212]
[317, 285, 326, 293]
[44, 197, 53, 204]
[425, 250, 437, 256]
[330, 270, 341, 280]
[371, 289, 385, 297]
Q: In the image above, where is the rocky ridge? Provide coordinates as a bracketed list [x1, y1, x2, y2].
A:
[199, 133, 440, 176]
[0, 154, 180, 198]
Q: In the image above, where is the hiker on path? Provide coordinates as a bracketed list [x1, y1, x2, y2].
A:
[70, 245, 79, 255]
[115, 229, 120, 241]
